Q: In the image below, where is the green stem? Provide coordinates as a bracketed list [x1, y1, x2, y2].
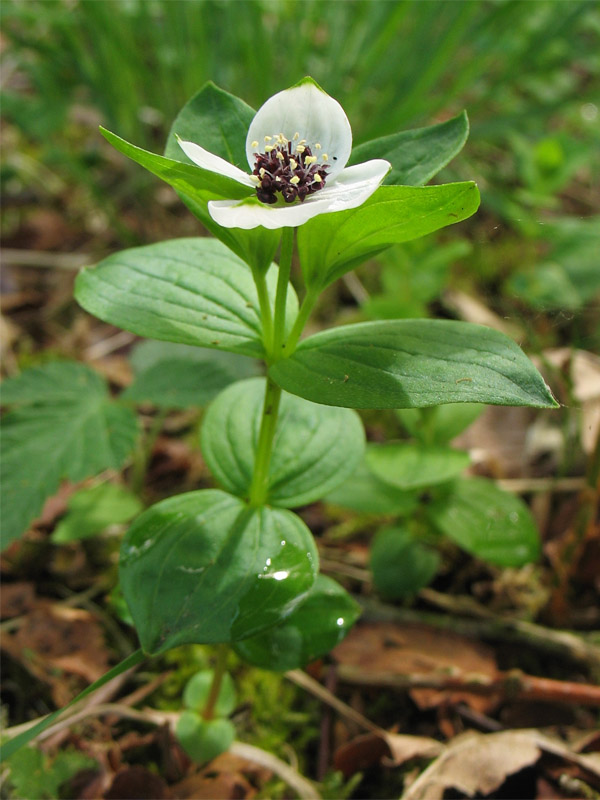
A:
[272, 226, 295, 357]
[253, 269, 274, 353]
[202, 644, 229, 721]
[282, 285, 320, 356]
[248, 376, 282, 507]
[131, 408, 169, 496]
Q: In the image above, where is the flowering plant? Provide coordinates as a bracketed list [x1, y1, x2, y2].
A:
[2, 78, 556, 764]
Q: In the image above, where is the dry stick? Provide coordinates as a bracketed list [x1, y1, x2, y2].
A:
[359, 596, 600, 674]
[286, 669, 383, 735]
[336, 665, 600, 707]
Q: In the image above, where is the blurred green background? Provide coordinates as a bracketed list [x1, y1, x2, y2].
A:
[2, 0, 599, 349]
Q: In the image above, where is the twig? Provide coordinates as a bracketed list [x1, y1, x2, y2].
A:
[85, 330, 136, 360]
[286, 670, 382, 735]
[360, 597, 600, 674]
[336, 665, 600, 707]
[496, 476, 587, 493]
[230, 741, 321, 800]
[1, 249, 91, 270]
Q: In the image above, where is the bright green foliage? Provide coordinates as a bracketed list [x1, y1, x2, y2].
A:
[51, 483, 143, 543]
[366, 443, 470, 491]
[363, 239, 472, 320]
[350, 111, 469, 186]
[75, 238, 298, 358]
[428, 477, 541, 566]
[297, 182, 480, 291]
[325, 460, 420, 515]
[4, 746, 96, 800]
[176, 713, 235, 764]
[270, 320, 558, 410]
[1, 362, 138, 550]
[234, 575, 361, 671]
[396, 403, 484, 445]
[201, 378, 365, 507]
[119, 490, 318, 654]
[183, 670, 237, 717]
[370, 527, 440, 599]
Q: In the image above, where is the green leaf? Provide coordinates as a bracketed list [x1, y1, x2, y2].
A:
[270, 320, 558, 410]
[119, 490, 318, 654]
[176, 713, 235, 764]
[1, 362, 139, 550]
[123, 359, 237, 409]
[75, 238, 298, 359]
[51, 483, 143, 543]
[350, 111, 469, 186]
[428, 477, 541, 567]
[101, 126, 253, 201]
[324, 460, 419, 516]
[396, 403, 484, 445]
[200, 378, 365, 507]
[370, 527, 440, 599]
[297, 182, 480, 291]
[234, 575, 360, 671]
[164, 82, 281, 274]
[183, 670, 237, 716]
[129, 340, 259, 380]
[366, 443, 469, 491]
[5, 747, 96, 800]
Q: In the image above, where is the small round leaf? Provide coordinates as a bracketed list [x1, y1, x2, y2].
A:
[183, 670, 236, 717]
[370, 527, 440, 599]
[176, 712, 235, 763]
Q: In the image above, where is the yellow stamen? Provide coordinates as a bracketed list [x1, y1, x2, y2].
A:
[305, 155, 317, 165]
[290, 175, 300, 185]
[290, 158, 298, 170]
[264, 145, 274, 152]
[251, 140, 259, 148]
[276, 151, 285, 161]
[259, 167, 266, 178]
[264, 135, 272, 142]
[293, 132, 300, 140]
[250, 174, 260, 183]
[315, 143, 321, 150]
[313, 174, 322, 183]
[295, 145, 306, 154]
[322, 153, 328, 161]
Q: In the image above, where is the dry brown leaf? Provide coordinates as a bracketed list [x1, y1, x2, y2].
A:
[401, 730, 542, 800]
[334, 731, 443, 777]
[104, 765, 171, 799]
[1, 601, 109, 705]
[0, 581, 36, 618]
[332, 622, 498, 713]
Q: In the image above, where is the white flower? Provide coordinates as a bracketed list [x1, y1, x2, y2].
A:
[177, 78, 390, 230]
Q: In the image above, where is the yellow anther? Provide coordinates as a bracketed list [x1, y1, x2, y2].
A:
[290, 175, 300, 185]
[264, 145, 274, 152]
[259, 167, 266, 178]
[264, 135, 272, 142]
[276, 151, 285, 161]
[277, 133, 288, 144]
[251, 140, 259, 148]
[293, 132, 300, 140]
[290, 158, 298, 170]
[322, 153, 328, 161]
[250, 174, 260, 183]
[299, 139, 307, 144]
[275, 176, 281, 181]
[315, 143, 322, 149]
[305, 155, 317, 165]
[295, 145, 306, 154]
[313, 174, 323, 183]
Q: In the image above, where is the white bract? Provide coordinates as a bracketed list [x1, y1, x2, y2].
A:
[177, 78, 390, 230]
